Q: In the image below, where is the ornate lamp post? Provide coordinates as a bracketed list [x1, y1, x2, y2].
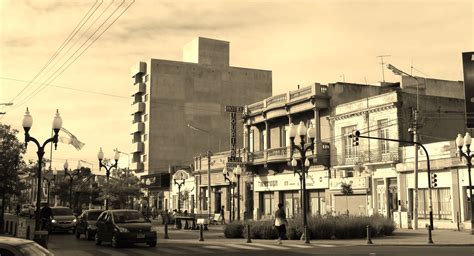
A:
[291, 157, 310, 215]
[63, 160, 81, 209]
[456, 133, 474, 235]
[97, 148, 120, 210]
[289, 121, 316, 244]
[234, 165, 242, 220]
[43, 170, 56, 205]
[174, 176, 186, 213]
[22, 108, 62, 246]
[223, 166, 234, 221]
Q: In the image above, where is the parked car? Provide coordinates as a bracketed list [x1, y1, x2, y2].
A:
[95, 209, 157, 248]
[50, 206, 77, 233]
[0, 237, 53, 256]
[75, 209, 104, 240]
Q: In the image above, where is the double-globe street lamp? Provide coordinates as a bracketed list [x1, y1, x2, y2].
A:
[174, 176, 185, 213]
[97, 148, 120, 210]
[455, 133, 474, 235]
[22, 108, 63, 246]
[63, 160, 82, 209]
[289, 121, 316, 244]
[223, 165, 242, 221]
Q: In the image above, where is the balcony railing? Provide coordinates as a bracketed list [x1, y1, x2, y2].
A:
[337, 154, 369, 166]
[329, 176, 370, 191]
[266, 94, 286, 108]
[266, 146, 288, 161]
[130, 122, 145, 134]
[289, 86, 312, 100]
[336, 149, 400, 166]
[131, 102, 145, 115]
[131, 82, 146, 96]
[369, 150, 399, 162]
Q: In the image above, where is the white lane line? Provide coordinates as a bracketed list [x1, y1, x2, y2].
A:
[283, 244, 313, 248]
[250, 243, 288, 250]
[315, 244, 337, 247]
[225, 243, 265, 250]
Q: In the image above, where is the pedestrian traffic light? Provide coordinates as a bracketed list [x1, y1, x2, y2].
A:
[431, 173, 438, 188]
[349, 130, 360, 146]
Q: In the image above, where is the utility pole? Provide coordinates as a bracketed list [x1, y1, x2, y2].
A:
[377, 55, 391, 82]
[413, 108, 419, 230]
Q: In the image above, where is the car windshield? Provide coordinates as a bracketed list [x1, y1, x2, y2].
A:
[18, 243, 52, 256]
[87, 211, 103, 220]
[113, 211, 146, 223]
[52, 208, 73, 216]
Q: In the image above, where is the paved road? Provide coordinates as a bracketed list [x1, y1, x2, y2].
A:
[48, 233, 474, 256]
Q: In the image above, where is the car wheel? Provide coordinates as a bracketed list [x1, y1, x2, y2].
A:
[75, 230, 80, 239]
[147, 241, 157, 247]
[111, 234, 120, 248]
[95, 234, 102, 245]
[85, 230, 92, 240]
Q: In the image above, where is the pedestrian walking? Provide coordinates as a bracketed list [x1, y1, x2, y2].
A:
[274, 203, 288, 245]
[220, 206, 225, 224]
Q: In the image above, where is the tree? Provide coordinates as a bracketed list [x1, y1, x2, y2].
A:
[340, 182, 353, 215]
[0, 124, 26, 233]
[51, 167, 97, 210]
[97, 168, 142, 209]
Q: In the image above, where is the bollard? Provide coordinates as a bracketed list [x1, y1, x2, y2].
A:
[26, 226, 30, 240]
[246, 224, 252, 243]
[204, 224, 208, 231]
[14, 223, 17, 237]
[164, 223, 169, 239]
[199, 224, 204, 241]
[427, 225, 434, 244]
[366, 225, 373, 244]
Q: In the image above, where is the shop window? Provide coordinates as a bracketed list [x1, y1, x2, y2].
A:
[262, 192, 274, 216]
[309, 190, 326, 215]
[415, 188, 452, 220]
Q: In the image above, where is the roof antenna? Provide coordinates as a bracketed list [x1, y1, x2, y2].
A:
[377, 55, 391, 82]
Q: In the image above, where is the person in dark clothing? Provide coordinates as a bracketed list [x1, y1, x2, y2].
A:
[274, 203, 287, 245]
[220, 206, 225, 224]
[39, 203, 54, 231]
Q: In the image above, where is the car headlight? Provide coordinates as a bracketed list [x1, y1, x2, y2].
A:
[116, 227, 129, 233]
[73, 219, 77, 223]
[151, 226, 159, 232]
[51, 219, 56, 223]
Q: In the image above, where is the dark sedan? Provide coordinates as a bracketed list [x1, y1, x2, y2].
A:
[95, 210, 157, 248]
[75, 209, 104, 240]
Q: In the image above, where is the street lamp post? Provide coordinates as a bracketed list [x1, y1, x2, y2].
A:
[97, 148, 120, 210]
[174, 177, 185, 213]
[455, 133, 474, 235]
[43, 171, 56, 205]
[223, 167, 234, 222]
[234, 166, 242, 220]
[22, 108, 63, 246]
[289, 121, 316, 244]
[63, 160, 81, 209]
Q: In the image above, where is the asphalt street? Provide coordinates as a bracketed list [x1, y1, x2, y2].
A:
[48, 232, 474, 256]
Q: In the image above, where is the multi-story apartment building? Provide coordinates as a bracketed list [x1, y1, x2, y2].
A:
[130, 37, 272, 177]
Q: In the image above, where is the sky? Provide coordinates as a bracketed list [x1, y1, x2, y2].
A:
[0, 0, 472, 173]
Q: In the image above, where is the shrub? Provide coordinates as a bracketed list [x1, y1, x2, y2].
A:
[224, 221, 244, 238]
[226, 214, 395, 240]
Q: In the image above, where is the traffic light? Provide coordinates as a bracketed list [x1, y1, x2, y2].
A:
[431, 173, 438, 188]
[349, 130, 360, 146]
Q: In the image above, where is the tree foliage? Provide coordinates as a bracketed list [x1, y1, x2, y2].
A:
[0, 124, 26, 197]
[97, 168, 142, 209]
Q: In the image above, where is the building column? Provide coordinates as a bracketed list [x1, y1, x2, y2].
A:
[265, 120, 270, 150]
[313, 108, 321, 142]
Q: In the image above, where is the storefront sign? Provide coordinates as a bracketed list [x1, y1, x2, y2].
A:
[254, 169, 329, 192]
[225, 105, 243, 167]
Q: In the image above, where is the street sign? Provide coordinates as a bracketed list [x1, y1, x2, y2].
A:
[462, 52, 474, 128]
[225, 105, 244, 113]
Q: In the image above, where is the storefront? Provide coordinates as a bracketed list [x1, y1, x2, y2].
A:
[253, 166, 329, 219]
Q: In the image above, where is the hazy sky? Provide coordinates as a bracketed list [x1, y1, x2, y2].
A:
[0, 0, 472, 172]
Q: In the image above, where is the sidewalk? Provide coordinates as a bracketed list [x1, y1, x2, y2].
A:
[153, 223, 474, 247]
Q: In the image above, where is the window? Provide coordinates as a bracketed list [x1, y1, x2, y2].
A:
[143, 154, 147, 162]
[202, 188, 208, 211]
[144, 134, 148, 142]
[280, 126, 286, 147]
[144, 94, 149, 102]
[259, 130, 265, 151]
[342, 125, 358, 157]
[262, 192, 274, 216]
[283, 191, 299, 218]
[249, 129, 254, 153]
[310, 190, 326, 215]
[144, 114, 148, 122]
[378, 119, 390, 153]
[415, 188, 452, 220]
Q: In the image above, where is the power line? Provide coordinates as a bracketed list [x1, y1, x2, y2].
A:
[7, 0, 102, 106]
[12, 0, 129, 109]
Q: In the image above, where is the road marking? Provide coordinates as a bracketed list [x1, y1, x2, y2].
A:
[250, 243, 288, 250]
[283, 244, 313, 248]
[369, 253, 376, 256]
[315, 244, 337, 247]
[203, 245, 229, 250]
[225, 243, 265, 250]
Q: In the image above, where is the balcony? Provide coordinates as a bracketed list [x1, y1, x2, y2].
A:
[130, 162, 144, 172]
[266, 146, 288, 162]
[329, 176, 370, 191]
[130, 122, 145, 134]
[266, 94, 286, 108]
[131, 102, 145, 115]
[132, 142, 145, 153]
[131, 82, 146, 96]
[337, 154, 369, 166]
[369, 150, 399, 163]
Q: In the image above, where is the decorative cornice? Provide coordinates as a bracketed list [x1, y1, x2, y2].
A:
[333, 104, 397, 121]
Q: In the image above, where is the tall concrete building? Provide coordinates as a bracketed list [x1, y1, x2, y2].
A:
[130, 37, 272, 176]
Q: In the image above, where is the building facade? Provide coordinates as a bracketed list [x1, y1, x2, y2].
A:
[130, 37, 272, 176]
